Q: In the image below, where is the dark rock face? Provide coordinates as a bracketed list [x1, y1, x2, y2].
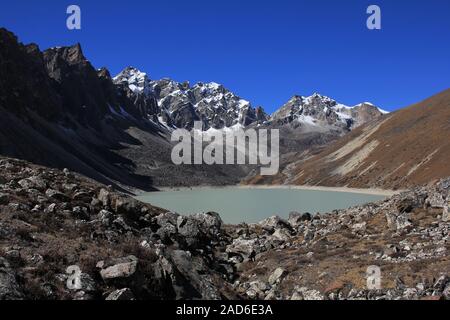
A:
[42, 44, 163, 128]
[43, 44, 108, 127]
[0, 28, 164, 190]
[0, 28, 62, 119]
[170, 103, 200, 130]
[167, 250, 221, 300]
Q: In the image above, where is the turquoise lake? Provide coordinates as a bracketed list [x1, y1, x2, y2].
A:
[136, 187, 385, 224]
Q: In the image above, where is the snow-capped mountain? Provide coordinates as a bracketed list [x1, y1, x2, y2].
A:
[0, 27, 392, 191]
[112, 69, 385, 133]
[289, 89, 450, 189]
[113, 67, 268, 130]
[270, 93, 387, 131]
[113, 67, 152, 96]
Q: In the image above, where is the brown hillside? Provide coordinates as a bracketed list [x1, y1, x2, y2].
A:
[290, 89, 450, 190]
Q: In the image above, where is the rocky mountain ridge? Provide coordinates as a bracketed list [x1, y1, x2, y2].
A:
[0, 28, 167, 190]
[114, 66, 387, 134]
[270, 93, 387, 133]
[113, 66, 269, 130]
[0, 28, 254, 189]
[0, 27, 387, 190]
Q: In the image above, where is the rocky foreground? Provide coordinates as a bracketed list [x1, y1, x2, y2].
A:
[0, 157, 449, 300]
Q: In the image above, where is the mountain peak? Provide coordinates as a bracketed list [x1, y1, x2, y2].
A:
[311, 92, 329, 98]
[114, 66, 149, 79]
[66, 43, 84, 61]
[291, 88, 450, 189]
[353, 102, 389, 114]
[97, 67, 112, 80]
[304, 93, 336, 104]
[0, 27, 19, 45]
[113, 67, 151, 95]
[43, 43, 87, 66]
[272, 92, 386, 131]
[193, 81, 224, 92]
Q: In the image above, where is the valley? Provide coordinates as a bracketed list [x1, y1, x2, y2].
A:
[0, 27, 387, 191]
[0, 27, 449, 301]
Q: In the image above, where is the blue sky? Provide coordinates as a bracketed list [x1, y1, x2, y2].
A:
[1, 0, 449, 113]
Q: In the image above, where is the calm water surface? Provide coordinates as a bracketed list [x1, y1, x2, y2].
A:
[137, 188, 385, 224]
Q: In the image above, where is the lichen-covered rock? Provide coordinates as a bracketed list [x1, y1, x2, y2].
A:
[98, 256, 138, 281]
[268, 268, 286, 285]
[226, 238, 260, 261]
[288, 212, 311, 228]
[259, 216, 291, 232]
[191, 212, 223, 236]
[18, 176, 47, 191]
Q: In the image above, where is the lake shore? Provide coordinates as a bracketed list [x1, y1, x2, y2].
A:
[153, 184, 399, 197]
